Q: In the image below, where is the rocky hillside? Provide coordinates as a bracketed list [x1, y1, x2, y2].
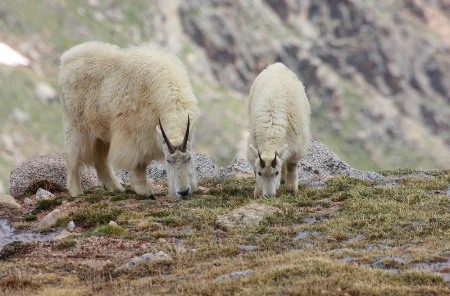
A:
[1, 0, 450, 193]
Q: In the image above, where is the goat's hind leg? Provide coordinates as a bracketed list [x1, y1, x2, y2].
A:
[93, 139, 124, 193]
[66, 151, 83, 197]
[131, 163, 154, 199]
[65, 129, 84, 196]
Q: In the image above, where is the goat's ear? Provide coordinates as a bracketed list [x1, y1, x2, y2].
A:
[249, 144, 259, 158]
[278, 144, 289, 159]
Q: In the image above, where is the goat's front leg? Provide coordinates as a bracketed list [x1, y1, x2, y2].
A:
[285, 161, 299, 195]
[131, 163, 154, 199]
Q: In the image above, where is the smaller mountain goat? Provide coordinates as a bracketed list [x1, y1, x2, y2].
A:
[247, 63, 311, 197]
[59, 41, 200, 198]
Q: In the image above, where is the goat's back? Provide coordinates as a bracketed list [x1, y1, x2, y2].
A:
[58, 41, 200, 168]
[248, 63, 311, 159]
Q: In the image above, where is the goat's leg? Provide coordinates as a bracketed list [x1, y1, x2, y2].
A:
[285, 161, 299, 194]
[189, 161, 198, 192]
[281, 162, 288, 184]
[65, 129, 84, 196]
[131, 163, 154, 198]
[93, 139, 124, 193]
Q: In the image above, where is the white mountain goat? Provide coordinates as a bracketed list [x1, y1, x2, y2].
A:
[58, 41, 200, 198]
[247, 63, 311, 197]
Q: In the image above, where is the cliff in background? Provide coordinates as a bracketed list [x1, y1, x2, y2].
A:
[0, 0, 449, 193]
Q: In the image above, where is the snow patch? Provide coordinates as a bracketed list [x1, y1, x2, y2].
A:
[0, 42, 30, 66]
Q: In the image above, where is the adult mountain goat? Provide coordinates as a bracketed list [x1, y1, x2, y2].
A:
[59, 41, 200, 198]
[247, 63, 311, 197]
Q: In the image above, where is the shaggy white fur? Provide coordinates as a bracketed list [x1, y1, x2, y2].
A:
[247, 63, 311, 197]
[59, 41, 200, 198]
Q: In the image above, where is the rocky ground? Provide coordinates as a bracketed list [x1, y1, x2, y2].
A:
[1, 142, 450, 295]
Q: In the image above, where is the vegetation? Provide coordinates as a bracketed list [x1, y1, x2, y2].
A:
[1, 170, 450, 295]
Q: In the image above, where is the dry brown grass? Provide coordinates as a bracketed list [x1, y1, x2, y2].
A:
[1, 171, 450, 295]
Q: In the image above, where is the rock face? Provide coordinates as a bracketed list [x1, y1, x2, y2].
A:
[179, 0, 450, 169]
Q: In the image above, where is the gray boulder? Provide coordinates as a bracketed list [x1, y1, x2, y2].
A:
[224, 140, 384, 185]
[9, 152, 97, 198]
[116, 153, 215, 184]
[10, 152, 215, 197]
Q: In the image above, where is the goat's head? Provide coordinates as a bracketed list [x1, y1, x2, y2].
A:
[157, 115, 195, 198]
[250, 144, 288, 197]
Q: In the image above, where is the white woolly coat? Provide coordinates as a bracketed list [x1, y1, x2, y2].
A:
[59, 41, 200, 170]
[247, 62, 311, 164]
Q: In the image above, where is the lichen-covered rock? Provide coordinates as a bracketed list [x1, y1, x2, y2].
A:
[116, 153, 215, 184]
[297, 140, 384, 185]
[117, 251, 172, 272]
[224, 140, 384, 186]
[9, 152, 97, 198]
[35, 188, 54, 200]
[216, 203, 282, 230]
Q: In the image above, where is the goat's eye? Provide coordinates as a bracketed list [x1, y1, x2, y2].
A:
[275, 172, 279, 175]
[166, 159, 171, 164]
[187, 157, 192, 161]
[258, 172, 262, 176]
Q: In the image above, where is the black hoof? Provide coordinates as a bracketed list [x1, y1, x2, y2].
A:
[143, 193, 155, 200]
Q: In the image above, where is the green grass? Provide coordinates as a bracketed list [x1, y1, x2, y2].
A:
[53, 240, 76, 251]
[94, 225, 126, 237]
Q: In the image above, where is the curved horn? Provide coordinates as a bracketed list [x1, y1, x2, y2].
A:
[180, 115, 190, 153]
[159, 119, 176, 154]
[258, 150, 266, 168]
[271, 151, 277, 168]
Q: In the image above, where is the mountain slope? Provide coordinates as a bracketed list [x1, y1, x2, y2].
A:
[1, 0, 449, 192]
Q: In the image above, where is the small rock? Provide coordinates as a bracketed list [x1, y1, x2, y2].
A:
[239, 245, 259, 252]
[34, 82, 58, 104]
[175, 245, 187, 254]
[214, 269, 253, 281]
[11, 108, 30, 123]
[67, 221, 75, 232]
[35, 188, 54, 200]
[216, 203, 282, 230]
[53, 229, 72, 241]
[24, 197, 33, 206]
[0, 194, 22, 208]
[117, 251, 172, 271]
[109, 221, 119, 227]
[37, 209, 60, 231]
